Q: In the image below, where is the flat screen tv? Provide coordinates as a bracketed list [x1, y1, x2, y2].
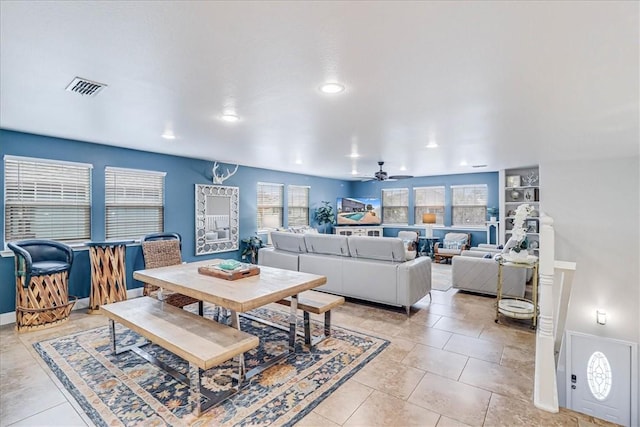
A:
[336, 197, 382, 225]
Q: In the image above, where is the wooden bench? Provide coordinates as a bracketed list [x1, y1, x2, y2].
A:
[100, 296, 259, 416]
[276, 290, 345, 347]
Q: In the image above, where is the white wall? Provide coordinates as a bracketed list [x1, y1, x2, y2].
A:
[541, 155, 639, 414]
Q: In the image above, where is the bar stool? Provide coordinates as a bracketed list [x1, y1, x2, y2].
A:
[87, 240, 133, 313]
[8, 240, 77, 332]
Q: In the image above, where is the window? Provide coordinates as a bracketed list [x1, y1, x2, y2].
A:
[414, 186, 445, 225]
[105, 167, 165, 240]
[4, 156, 92, 243]
[287, 185, 309, 227]
[257, 182, 283, 230]
[382, 188, 408, 224]
[451, 184, 488, 226]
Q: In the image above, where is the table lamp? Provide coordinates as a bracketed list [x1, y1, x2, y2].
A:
[422, 213, 436, 238]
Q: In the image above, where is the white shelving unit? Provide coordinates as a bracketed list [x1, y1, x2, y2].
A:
[499, 166, 540, 254]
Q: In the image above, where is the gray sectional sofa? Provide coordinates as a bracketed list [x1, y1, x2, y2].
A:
[451, 245, 531, 297]
[258, 231, 432, 314]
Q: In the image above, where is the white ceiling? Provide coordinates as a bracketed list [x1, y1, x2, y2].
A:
[1, 1, 638, 180]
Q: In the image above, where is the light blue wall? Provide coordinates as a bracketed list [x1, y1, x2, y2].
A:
[350, 172, 499, 245]
[0, 129, 498, 314]
[0, 130, 349, 313]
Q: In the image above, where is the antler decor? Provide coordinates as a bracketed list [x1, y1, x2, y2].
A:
[212, 162, 239, 184]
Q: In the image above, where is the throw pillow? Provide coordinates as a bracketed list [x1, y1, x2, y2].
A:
[443, 241, 461, 250]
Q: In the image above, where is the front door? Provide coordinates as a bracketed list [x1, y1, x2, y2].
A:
[567, 332, 633, 426]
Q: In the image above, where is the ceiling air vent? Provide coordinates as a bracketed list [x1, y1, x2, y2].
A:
[65, 77, 107, 97]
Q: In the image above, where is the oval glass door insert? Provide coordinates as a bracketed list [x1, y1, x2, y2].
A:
[586, 351, 612, 400]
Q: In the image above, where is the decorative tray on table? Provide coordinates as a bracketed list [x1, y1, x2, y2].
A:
[198, 260, 260, 281]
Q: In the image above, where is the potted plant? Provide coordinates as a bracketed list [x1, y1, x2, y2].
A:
[314, 201, 336, 234]
[241, 234, 265, 264]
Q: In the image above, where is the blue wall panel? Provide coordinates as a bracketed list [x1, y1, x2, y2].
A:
[0, 129, 497, 314]
[0, 130, 348, 313]
[351, 172, 499, 246]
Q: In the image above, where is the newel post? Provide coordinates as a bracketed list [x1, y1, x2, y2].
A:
[534, 213, 559, 412]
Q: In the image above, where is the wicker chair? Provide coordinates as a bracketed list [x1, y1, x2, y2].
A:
[8, 240, 77, 332]
[141, 232, 203, 315]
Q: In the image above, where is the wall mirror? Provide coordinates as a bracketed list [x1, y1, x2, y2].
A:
[195, 184, 239, 255]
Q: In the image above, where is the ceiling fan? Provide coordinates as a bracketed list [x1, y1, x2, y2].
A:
[362, 161, 414, 181]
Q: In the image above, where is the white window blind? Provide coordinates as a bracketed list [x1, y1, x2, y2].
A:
[105, 167, 166, 240]
[451, 184, 488, 226]
[287, 185, 309, 227]
[4, 156, 92, 243]
[414, 186, 445, 225]
[257, 182, 283, 230]
[382, 188, 409, 224]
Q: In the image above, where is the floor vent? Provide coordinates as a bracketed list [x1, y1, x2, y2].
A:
[65, 77, 107, 97]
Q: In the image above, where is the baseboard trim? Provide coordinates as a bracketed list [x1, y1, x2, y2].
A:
[0, 288, 144, 327]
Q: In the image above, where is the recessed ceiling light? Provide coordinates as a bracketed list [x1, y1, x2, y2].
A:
[399, 166, 407, 171]
[351, 169, 358, 175]
[221, 113, 240, 123]
[348, 153, 360, 158]
[320, 82, 345, 94]
[161, 132, 175, 140]
[426, 142, 438, 148]
[295, 159, 302, 165]
[460, 160, 468, 166]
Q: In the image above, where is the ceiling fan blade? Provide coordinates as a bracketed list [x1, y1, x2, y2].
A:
[389, 175, 413, 180]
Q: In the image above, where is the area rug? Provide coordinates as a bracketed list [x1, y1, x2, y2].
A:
[431, 263, 453, 291]
[34, 306, 388, 426]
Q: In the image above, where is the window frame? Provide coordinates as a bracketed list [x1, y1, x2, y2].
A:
[4, 155, 93, 245]
[104, 166, 166, 240]
[287, 185, 310, 227]
[257, 182, 284, 231]
[381, 188, 409, 225]
[451, 184, 488, 226]
[413, 186, 445, 226]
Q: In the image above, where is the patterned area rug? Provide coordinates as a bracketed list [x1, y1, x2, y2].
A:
[34, 306, 388, 426]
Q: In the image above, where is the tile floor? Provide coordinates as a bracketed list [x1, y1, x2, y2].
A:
[0, 264, 618, 426]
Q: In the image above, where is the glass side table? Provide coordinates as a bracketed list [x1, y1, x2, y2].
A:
[495, 254, 539, 329]
[418, 236, 440, 259]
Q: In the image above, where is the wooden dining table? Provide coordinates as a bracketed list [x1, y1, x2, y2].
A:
[133, 259, 327, 378]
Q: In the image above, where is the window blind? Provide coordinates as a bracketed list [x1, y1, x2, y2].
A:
[382, 188, 409, 224]
[287, 185, 309, 227]
[257, 182, 283, 230]
[105, 167, 166, 239]
[451, 184, 488, 226]
[414, 186, 445, 225]
[4, 156, 92, 243]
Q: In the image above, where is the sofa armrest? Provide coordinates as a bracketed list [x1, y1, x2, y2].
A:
[397, 257, 432, 307]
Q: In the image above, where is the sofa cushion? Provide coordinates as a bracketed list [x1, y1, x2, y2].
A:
[304, 234, 350, 256]
[270, 231, 308, 253]
[348, 236, 407, 262]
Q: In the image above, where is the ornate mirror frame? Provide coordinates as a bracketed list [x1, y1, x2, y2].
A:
[195, 184, 239, 255]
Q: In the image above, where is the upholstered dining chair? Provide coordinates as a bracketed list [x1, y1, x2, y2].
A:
[140, 232, 204, 316]
[8, 239, 77, 332]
